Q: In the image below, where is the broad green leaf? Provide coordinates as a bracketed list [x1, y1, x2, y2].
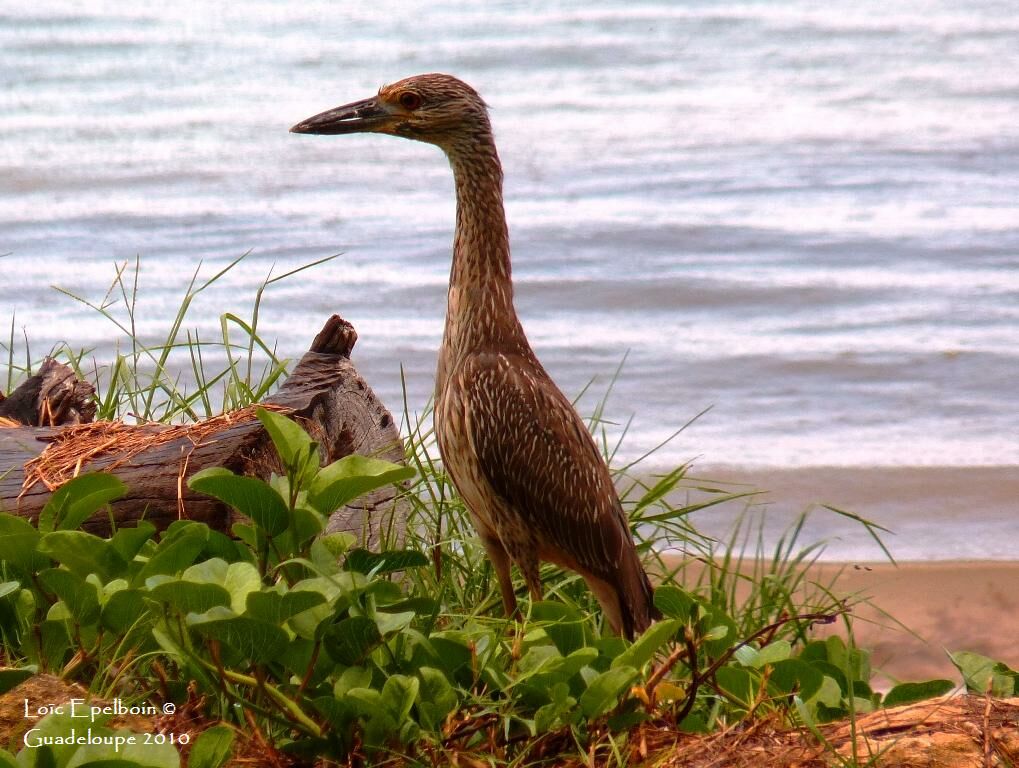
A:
[847, 646, 871, 685]
[135, 527, 207, 582]
[180, 557, 229, 584]
[549, 647, 599, 681]
[535, 681, 577, 733]
[38, 569, 100, 625]
[334, 666, 374, 696]
[231, 522, 257, 551]
[284, 506, 324, 550]
[715, 666, 755, 707]
[381, 674, 419, 722]
[607, 709, 650, 732]
[379, 596, 439, 616]
[37, 619, 71, 670]
[825, 635, 847, 666]
[768, 659, 824, 701]
[100, 589, 150, 634]
[398, 719, 420, 746]
[287, 576, 352, 639]
[653, 584, 696, 620]
[245, 590, 326, 624]
[346, 686, 383, 713]
[518, 645, 560, 678]
[149, 580, 231, 614]
[38, 473, 127, 532]
[365, 578, 403, 605]
[309, 535, 346, 576]
[526, 647, 599, 693]
[0, 581, 19, 600]
[313, 696, 356, 733]
[188, 724, 235, 768]
[203, 528, 247, 562]
[38, 531, 127, 581]
[757, 640, 793, 667]
[579, 665, 639, 718]
[733, 645, 760, 668]
[221, 562, 263, 614]
[308, 454, 414, 514]
[324, 615, 383, 665]
[704, 625, 729, 641]
[427, 632, 474, 678]
[256, 407, 315, 471]
[344, 548, 428, 575]
[0, 513, 44, 572]
[188, 470, 288, 537]
[883, 679, 955, 708]
[288, 601, 339, 641]
[734, 639, 793, 670]
[799, 639, 829, 663]
[151, 626, 187, 660]
[0, 667, 35, 695]
[187, 610, 288, 665]
[179, 559, 262, 614]
[812, 675, 845, 709]
[417, 667, 458, 731]
[109, 522, 156, 562]
[824, 635, 870, 682]
[531, 601, 590, 656]
[611, 618, 682, 670]
[698, 606, 738, 657]
[376, 610, 416, 636]
[950, 651, 1018, 696]
[810, 661, 848, 694]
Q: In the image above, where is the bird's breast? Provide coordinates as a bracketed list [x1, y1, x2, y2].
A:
[434, 365, 502, 535]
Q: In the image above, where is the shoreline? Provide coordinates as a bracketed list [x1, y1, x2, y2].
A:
[660, 464, 1019, 562]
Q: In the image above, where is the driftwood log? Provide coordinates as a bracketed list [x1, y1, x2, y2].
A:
[0, 315, 407, 547]
[0, 357, 96, 427]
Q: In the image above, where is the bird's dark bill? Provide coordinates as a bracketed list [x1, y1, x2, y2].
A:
[290, 97, 388, 135]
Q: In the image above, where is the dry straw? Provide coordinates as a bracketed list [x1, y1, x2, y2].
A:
[20, 403, 291, 494]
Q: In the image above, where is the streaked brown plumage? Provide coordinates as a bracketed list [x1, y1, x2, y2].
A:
[291, 73, 659, 638]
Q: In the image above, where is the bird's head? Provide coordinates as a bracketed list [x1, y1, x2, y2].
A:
[290, 73, 491, 152]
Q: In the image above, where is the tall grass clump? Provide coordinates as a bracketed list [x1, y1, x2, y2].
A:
[3, 252, 336, 423]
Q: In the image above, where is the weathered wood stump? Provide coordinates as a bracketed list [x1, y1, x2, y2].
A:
[0, 357, 96, 427]
[0, 316, 407, 547]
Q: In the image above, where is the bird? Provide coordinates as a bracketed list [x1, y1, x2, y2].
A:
[291, 73, 659, 638]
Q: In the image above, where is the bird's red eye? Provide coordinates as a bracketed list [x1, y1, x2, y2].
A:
[398, 91, 421, 110]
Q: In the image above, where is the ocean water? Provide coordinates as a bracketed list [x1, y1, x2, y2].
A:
[1, 2, 1017, 551]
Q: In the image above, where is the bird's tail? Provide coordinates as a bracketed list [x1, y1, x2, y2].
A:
[616, 545, 662, 640]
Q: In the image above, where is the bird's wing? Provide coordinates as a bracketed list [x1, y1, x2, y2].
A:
[454, 351, 632, 581]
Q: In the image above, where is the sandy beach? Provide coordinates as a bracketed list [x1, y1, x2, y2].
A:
[809, 560, 1019, 686]
[662, 558, 1019, 687]
[656, 465, 1019, 685]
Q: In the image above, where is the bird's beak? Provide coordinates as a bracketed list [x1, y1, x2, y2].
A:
[290, 97, 391, 135]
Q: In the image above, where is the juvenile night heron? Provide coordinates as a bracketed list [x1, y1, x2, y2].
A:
[291, 73, 659, 638]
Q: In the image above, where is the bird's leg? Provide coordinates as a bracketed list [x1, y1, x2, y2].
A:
[481, 534, 519, 620]
[518, 555, 543, 606]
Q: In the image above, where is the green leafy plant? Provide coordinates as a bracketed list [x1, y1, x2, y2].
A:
[2, 264, 1013, 767]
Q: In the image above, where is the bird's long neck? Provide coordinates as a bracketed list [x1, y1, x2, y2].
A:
[443, 136, 529, 356]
